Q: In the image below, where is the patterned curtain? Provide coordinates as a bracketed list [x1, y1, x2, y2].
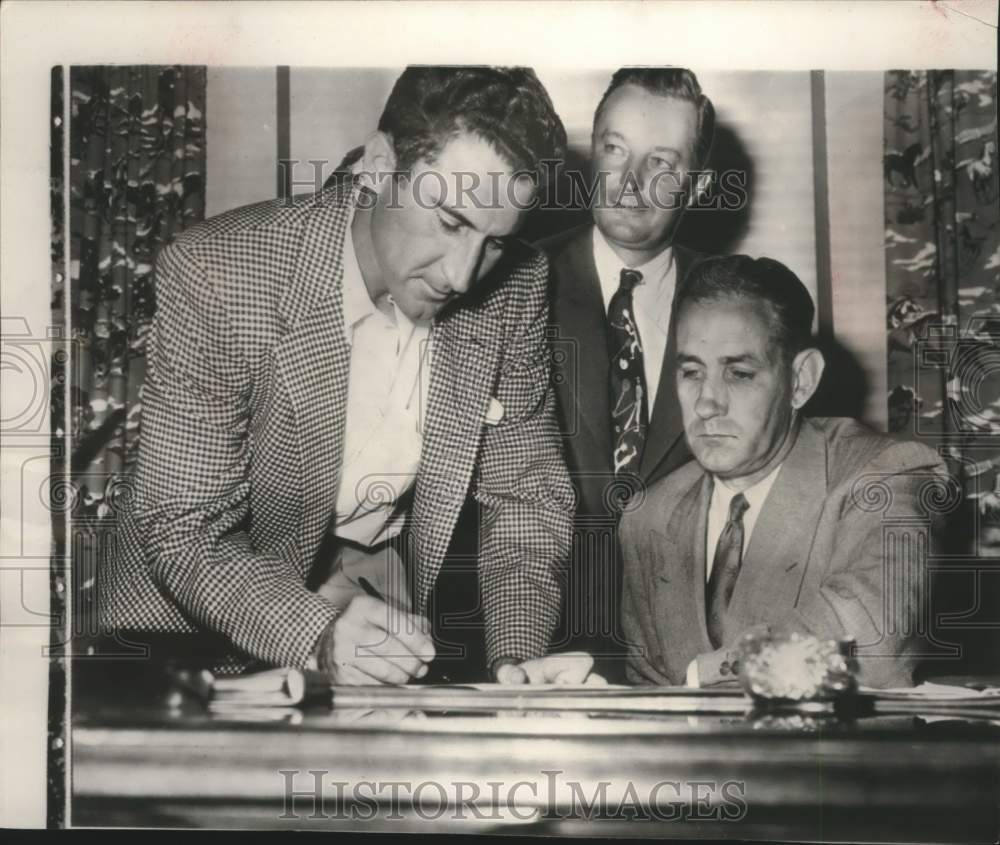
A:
[883, 70, 999, 664]
[63, 66, 206, 514]
[49, 66, 206, 661]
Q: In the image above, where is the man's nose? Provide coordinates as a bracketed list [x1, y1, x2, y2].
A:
[610, 154, 642, 187]
[441, 236, 483, 295]
[694, 377, 726, 419]
[635, 160, 652, 192]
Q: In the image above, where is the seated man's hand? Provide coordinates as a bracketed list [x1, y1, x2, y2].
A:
[494, 651, 607, 685]
[315, 596, 435, 685]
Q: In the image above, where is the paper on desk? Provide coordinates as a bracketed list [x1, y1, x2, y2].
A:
[862, 681, 1000, 699]
[203, 667, 330, 706]
[448, 682, 630, 691]
[858, 681, 1000, 722]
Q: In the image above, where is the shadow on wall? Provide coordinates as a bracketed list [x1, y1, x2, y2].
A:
[675, 122, 755, 256]
[804, 336, 871, 422]
[522, 146, 593, 243]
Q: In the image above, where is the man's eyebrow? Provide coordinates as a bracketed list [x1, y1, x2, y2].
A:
[438, 203, 476, 229]
[677, 352, 763, 365]
[600, 130, 626, 142]
[439, 203, 512, 244]
[651, 145, 683, 158]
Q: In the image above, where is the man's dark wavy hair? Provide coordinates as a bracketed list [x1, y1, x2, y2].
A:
[377, 66, 567, 177]
[595, 67, 715, 168]
[677, 255, 816, 362]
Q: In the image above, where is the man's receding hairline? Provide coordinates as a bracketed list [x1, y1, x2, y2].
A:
[595, 84, 701, 123]
[593, 86, 701, 163]
[678, 291, 794, 365]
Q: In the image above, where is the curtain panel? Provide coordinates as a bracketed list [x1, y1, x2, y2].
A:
[50, 66, 207, 654]
[61, 65, 207, 513]
[884, 70, 1000, 552]
[884, 70, 999, 672]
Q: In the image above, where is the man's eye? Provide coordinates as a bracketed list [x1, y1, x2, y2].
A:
[650, 156, 676, 169]
[729, 369, 755, 381]
[603, 143, 626, 157]
[679, 368, 702, 381]
[486, 238, 506, 253]
[438, 216, 461, 233]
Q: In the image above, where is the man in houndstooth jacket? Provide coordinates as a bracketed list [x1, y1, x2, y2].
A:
[101, 67, 599, 686]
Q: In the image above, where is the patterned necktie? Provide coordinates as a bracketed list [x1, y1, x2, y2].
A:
[608, 268, 648, 476]
[706, 492, 751, 648]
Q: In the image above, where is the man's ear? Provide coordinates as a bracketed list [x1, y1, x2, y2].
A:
[359, 131, 397, 194]
[790, 347, 825, 409]
[687, 170, 714, 208]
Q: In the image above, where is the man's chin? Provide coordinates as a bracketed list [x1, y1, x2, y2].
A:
[596, 217, 647, 240]
[690, 446, 741, 477]
[593, 215, 669, 253]
[396, 295, 442, 324]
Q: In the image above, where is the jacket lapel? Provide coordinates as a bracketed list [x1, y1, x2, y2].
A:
[652, 471, 714, 661]
[413, 294, 503, 612]
[639, 245, 700, 485]
[272, 188, 353, 568]
[553, 226, 613, 463]
[728, 420, 830, 625]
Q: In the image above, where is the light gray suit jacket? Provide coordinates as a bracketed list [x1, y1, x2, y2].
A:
[620, 417, 949, 688]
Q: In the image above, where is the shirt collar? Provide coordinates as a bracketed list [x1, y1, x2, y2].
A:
[592, 226, 675, 326]
[712, 461, 783, 517]
[340, 166, 425, 346]
[340, 199, 374, 341]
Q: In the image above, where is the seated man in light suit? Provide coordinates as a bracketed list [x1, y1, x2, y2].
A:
[620, 255, 948, 688]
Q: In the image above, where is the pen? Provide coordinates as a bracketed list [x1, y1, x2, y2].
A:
[357, 577, 445, 683]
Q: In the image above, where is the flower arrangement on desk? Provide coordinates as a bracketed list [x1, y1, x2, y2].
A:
[737, 630, 858, 703]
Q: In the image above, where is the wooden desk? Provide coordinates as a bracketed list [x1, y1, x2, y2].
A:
[70, 663, 1000, 839]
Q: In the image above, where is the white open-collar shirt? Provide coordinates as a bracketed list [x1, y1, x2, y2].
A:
[333, 201, 432, 547]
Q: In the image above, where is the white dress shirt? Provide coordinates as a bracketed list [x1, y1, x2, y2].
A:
[685, 463, 783, 687]
[592, 227, 676, 410]
[333, 203, 432, 547]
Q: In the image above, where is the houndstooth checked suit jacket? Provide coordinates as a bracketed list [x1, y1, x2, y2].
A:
[100, 178, 575, 671]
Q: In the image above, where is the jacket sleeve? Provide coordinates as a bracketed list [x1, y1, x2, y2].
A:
[782, 448, 949, 687]
[472, 251, 575, 671]
[131, 240, 338, 668]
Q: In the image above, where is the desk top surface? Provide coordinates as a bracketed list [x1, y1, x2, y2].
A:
[70, 661, 1000, 839]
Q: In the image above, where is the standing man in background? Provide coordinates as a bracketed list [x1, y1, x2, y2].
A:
[541, 68, 715, 677]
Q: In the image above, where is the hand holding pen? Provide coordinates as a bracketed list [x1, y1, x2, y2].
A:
[314, 577, 436, 685]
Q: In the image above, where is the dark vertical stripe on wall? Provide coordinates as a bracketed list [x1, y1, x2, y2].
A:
[810, 70, 834, 342]
[276, 66, 291, 200]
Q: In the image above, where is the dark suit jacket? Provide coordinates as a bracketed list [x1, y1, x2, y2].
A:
[100, 178, 574, 671]
[539, 224, 706, 666]
[621, 417, 948, 689]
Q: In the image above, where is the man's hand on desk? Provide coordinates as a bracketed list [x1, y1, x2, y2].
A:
[494, 651, 608, 685]
[315, 596, 436, 685]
